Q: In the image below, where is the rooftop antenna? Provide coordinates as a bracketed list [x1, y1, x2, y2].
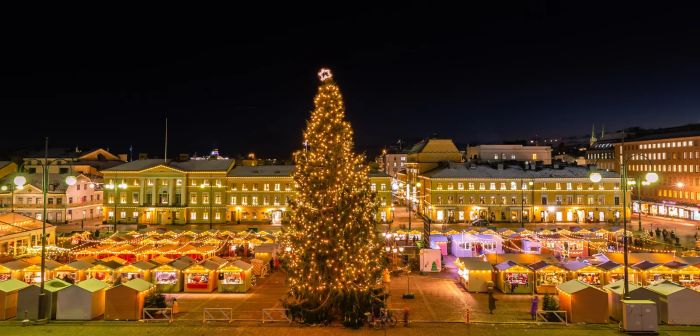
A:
[129, 145, 133, 162]
[164, 117, 168, 162]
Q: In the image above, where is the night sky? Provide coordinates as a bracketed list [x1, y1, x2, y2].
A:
[2, 2, 700, 160]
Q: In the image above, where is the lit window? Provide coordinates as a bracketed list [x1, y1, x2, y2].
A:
[190, 212, 197, 220]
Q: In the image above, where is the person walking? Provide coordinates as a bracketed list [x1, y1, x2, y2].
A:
[488, 291, 497, 314]
[530, 295, 539, 320]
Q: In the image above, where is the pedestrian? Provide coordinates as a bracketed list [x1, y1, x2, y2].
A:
[488, 291, 497, 314]
[530, 295, 539, 320]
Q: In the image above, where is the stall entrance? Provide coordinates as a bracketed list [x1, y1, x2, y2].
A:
[271, 210, 282, 225]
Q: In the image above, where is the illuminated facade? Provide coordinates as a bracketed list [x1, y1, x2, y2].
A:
[622, 134, 700, 220]
[398, 138, 626, 224]
[101, 159, 235, 225]
[102, 160, 393, 225]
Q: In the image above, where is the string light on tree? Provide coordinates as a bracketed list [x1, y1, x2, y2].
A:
[282, 68, 383, 327]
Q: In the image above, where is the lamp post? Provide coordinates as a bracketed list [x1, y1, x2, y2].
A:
[589, 156, 657, 299]
[12, 137, 77, 322]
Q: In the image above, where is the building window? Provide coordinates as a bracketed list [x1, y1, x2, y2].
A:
[437, 196, 442, 204]
[252, 196, 258, 205]
[215, 212, 221, 220]
[541, 196, 548, 205]
[614, 196, 620, 205]
[274, 196, 280, 206]
[230, 196, 237, 205]
[231, 183, 238, 191]
[215, 193, 221, 204]
[132, 192, 139, 204]
[371, 183, 377, 191]
[500, 183, 506, 190]
[160, 192, 168, 204]
[242, 196, 248, 205]
[203, 212, 209, 220]
[120, 192, 127, 204]
[190, 194, 197, 204]
[458, 183, 464, 190]
[458, 196, 464, 204]
[264, 183, 270, 191]
[380, 184, 386, 191]
[510, 182, 517, 190]
[120, 211, 126, 219]
[469, 183, 474, 190]
[274, 183, 280, 191]
[190, 212, 197, 220]
[489, 183, 496, 190]
[202, 194, 209, 204]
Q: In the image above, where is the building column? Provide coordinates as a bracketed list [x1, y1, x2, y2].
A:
[151, 179, 157, 206]
[139, 179, 145, 205]
[168, 178, 175, 205]
[181, 179, 187, 206]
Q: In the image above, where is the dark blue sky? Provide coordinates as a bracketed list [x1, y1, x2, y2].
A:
[2, 2, 700, 159]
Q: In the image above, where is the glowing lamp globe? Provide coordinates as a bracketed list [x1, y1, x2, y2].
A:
[589, 172, 602, 183]
[13, 176, 26, 187]
[118, 182, 128, 189]
[645, 172, 659, 183]
[88, 183, 95, 189]
[65, 176, 77, 186]
[385, 246, 390, 252]
[1, 186, 6, 191]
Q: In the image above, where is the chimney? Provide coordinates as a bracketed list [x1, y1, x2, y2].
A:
[178, 153, 190, 162]
[118, 154, 128, 162]
[138, 153, 149, 160]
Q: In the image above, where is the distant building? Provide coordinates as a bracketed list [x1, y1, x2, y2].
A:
[22, 148, 126, 178]
[398, 138, 625, 224]
[466, 144, 552, 165]
[381, 149, 409, 178]
[0, 162, 17, 180]
[0, 173, 102, 223]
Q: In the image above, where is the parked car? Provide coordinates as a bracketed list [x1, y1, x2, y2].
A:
[470, 219, 490, 227]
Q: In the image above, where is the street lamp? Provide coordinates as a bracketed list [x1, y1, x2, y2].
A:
[589, 149, 656, 299]
[633, 172, 659, 231]
[32, 137, 77, 322]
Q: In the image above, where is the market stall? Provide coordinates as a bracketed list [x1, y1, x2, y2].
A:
[603, 279, 656, 321]
[183, 260, 224, 293]
[520, 238, 542, 254]
[62, 260, 95, 283]
[253, 243, 278, 265]
[557, 279, 609, 323]
[152, 259, 191, 293]
[104, 278, 154, 321]
[563, 261, 604, 286]
[84, 263, 120, 285]
[0, 263, 18, 281]
[429, 235, 449, 255]
[450, 234, 503, 257]
[56, 278, 107, 320]
[646, 281, 700, 325]
[529, 260, 566, 294]
[539, 234, 589, 258]
[16, 278, 70, 320]
[115, 261, 157, 284]
[494, 260, 533, 294]
[419, 248, 442, 272]
[20, 259, 64, 284]
[663, 261, 700, 290]
[217, 260, 253, 293]
[53, 264, 79, 284]
[455, 257, 493, 292]
[250, 259, 269, 278]
[0, 279, 28, 320]
[631, 261, 675, 285]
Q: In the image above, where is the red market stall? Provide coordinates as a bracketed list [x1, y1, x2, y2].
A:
[0, 279, 28, 320]
[557, 279, 609, 323]
[529, 260, 566, 294]
[104, 278, 155, 321]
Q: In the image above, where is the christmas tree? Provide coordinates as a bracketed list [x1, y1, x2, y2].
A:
[283, 68, 383, 326]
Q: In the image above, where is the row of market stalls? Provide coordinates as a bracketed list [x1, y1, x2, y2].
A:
[557, 278, 700, 325]
[454, 252, 700, 294]
[0, 247, 281, 293]
[427, 227, 627, 259]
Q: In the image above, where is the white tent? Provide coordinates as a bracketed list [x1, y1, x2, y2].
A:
[56, 278, 108, 320]
[450, 234, 503, 257]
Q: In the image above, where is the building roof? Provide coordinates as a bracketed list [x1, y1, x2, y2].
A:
[104, 159, 235, 172]
[0, 213, 52, 238]
[0, 279, 29, 292]
[255, 243, 278, 253]
[76, 278, 109, 292]
[596, 261, 622, 271]
[41, 279, 71, 292]
[528, 260, 564, 271]
[605, 252, 676, 265]
[623, 124, 700, 143]
[232, 260, 252, 271]
[228, 165, 295, 177]
[1, 259, 32, 270]
[646, 281, 687, 296]
[663, 261, 688, 269]
[557, 279, 598, 294]
[457, 257, 493, 271]
[122, 278, 154, 292]
[67, 260, 95, 270]
[631, 260, 658, 271]
[129, 261, 157, 270]
[0, 161, 14, 170]
[368, 169, 390, 177]
[421, 163, 619, 179]
[485, 253, 557, 266]
[494, 260, 519, 270]
[603, 279, 641, 295]
[562, 261, 591, 271]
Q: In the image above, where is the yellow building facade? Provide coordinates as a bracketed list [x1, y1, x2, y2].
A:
[397, 138, 627, 224]
[102, 160, 393, 225]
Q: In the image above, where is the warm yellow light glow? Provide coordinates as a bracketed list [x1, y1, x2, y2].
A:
[589, 172, 602, 183]
[645, 172, 658, 183]
[65, 176, 77, 186]
[676, 182, 685, 188]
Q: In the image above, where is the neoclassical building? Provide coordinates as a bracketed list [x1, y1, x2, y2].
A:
[398, 138, 626, 224]
[101, 159, 393, 226]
